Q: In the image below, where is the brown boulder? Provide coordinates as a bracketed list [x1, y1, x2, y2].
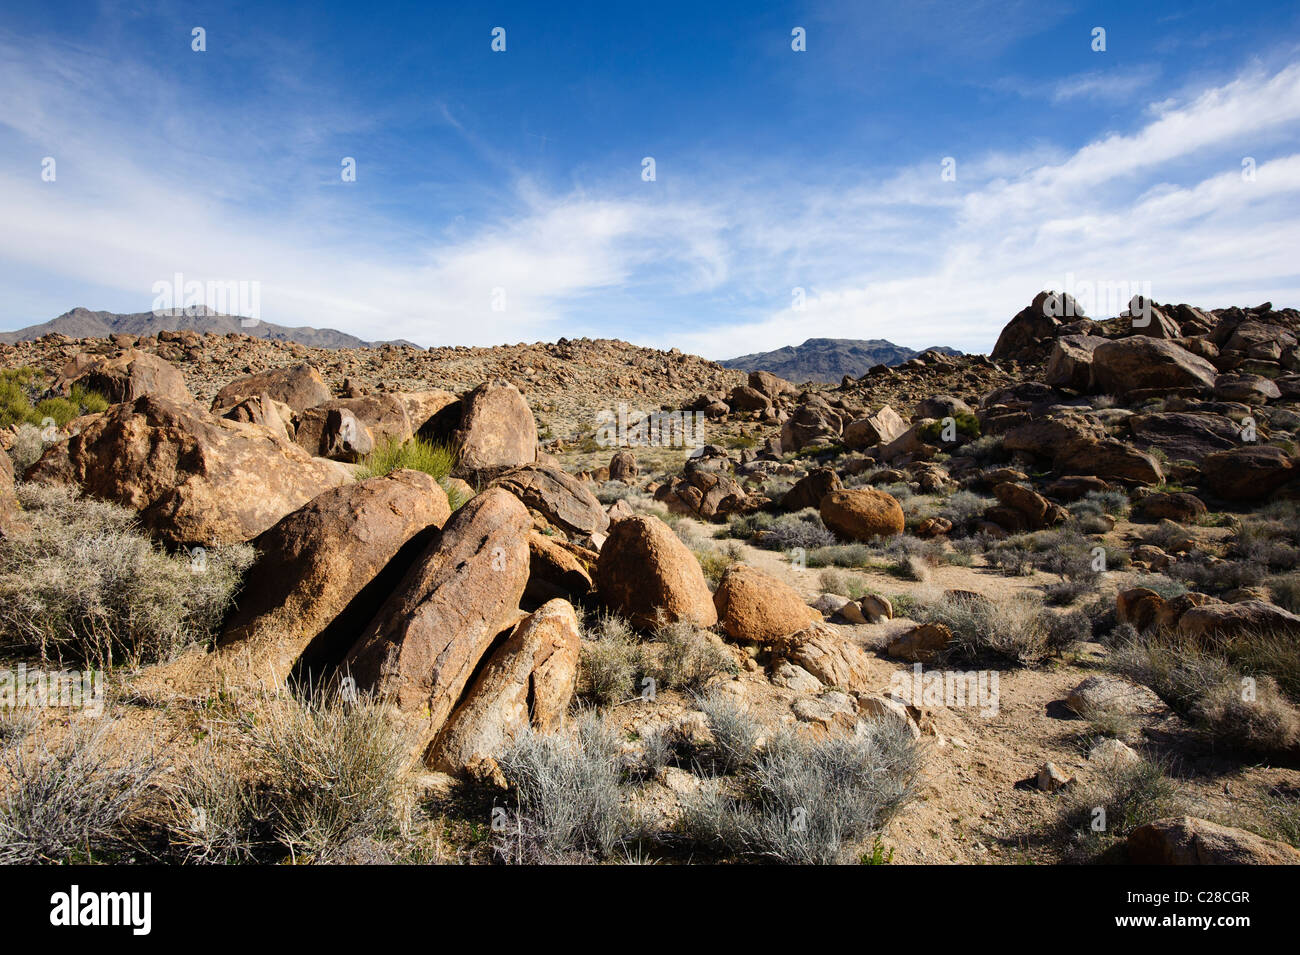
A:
[713, 564, 816, 643]
[1138, 491, 1208, 524]
[428, 598, 581, 777]
[1044, 335, 1108, 392]
[214, 470, 451, 684]
[887, 623, 951, 663]
[748, 370, 795, 398]
[526, 531, 595, 606]
[843, 405, 907, 450]
[595, 515, 717, 629]
[609, 449, 638, 482]
[294, 394, 412, 459]
[63, 348, 193, 404]
[781, 467, 841, 512]
[342, 488, 532, 761]
[1091, 337, 1218, 396]
[1201, 445, 1296, 500]
[1128, 816, 1300, 865]
[774, 624, 872, 690]
[24, 395, 347, 545]
[1117, 588, 1166, 631]
[491, 464, 610, 538]
[453, 379, 537, 476]
[0, 449, 17, 533]
[212, 363, 331, 415]
[819, 488, 904, 541]
[1177, 600, 1300, 641]
[221, 393, 295, 442]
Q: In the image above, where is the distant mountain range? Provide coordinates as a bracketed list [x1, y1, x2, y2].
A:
[721, 338, 962, 383]
[0, 307, 420, 349]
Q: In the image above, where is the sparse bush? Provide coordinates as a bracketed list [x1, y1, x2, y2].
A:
[0, 484, 254, 668]
[0, 368, 108, 430]
[241, 693, 407, 862]
[891, 554, 930, 582]
[916, 590, 1075, 665]
[1058, 758, 1183, 862]
[939, 490, 992, 527]
[0, 722, 158, 864]
[164, 744, 270, 865]
[696, 692, 763, 774]
[649, 621, 736, 692]
[1269, 574, 1300, 614]
[953, 433, 1006, 465]
[679, 720, 922, 864]
[764, 511, 838, 551]
[494, 713, 633, 863]
[1263, 790, 1300, 848]
[579, 613, 646, 706]
[805, 543, 873, 568]
[693, 543, 743, 586]
[7, 424, 47, 473]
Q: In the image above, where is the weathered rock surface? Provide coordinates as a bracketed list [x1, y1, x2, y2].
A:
[819, 488, 905, 541]
[1128, 816, 1300, 865]
[714, 564, 816, 643]
[595, 515, 718, 629]
[24, 395, 348, 545]
[212, 363, 331, 414]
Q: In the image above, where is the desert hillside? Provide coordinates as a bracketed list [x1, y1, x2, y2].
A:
[1, 291, 1298, 866]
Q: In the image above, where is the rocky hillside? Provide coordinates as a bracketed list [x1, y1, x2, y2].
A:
[0, 306, 419, 349]
[722, 338, 962, 383]
[1, 289, 1298, 868]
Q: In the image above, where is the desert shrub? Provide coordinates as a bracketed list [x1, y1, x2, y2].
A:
[241, 693, 407, 862]
[952, 433, 1006, 465]
[805, 543, 873, 568]
[696, 692, 763, 774]
[0, 484, 254, 668]
[0, 722, 158, 864]
[648, 621, 736, 692]
[7, 424, 47, 473]
[891, 555, 930, 582]
[354, 436, 456, 482]
[1167, 557, 1266, 594]
[764, 511, 838, 551]
[819, 568, 850, 595]
[1111, 632, 1300, 753]
[916, 411, 980, 443]
[1057, 758, 1183, 862]
[0, 368, 108, 430]
[1269, 574, 1300, 614]
[578, 613, 647, 706]
[678, 720, 922, 864]
[916, 590, 1076, 665]
[1126, 573, 1187, 600]
[593, 482, 633, 505]
[939, 490, 992, 526]
[1263, 790, 1300, 848]
[494, 713, 633, 863]
[985, 542, 1035, 577]
[693, 543, 743, 586]
[164, 744, 271, 865]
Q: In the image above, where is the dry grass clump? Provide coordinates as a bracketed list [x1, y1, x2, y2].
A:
[913, 589, 1087, 665]
[578, 612, 647, 706]
[493, 712, 635, 864]
[1110, 631, 1300, 755]
[678, 717, 923, 864]
[1057, 757, 1183, 863]
[0, 484, 254, 669]
[647, 621, 736, 694]
[0, 721, 159, 864]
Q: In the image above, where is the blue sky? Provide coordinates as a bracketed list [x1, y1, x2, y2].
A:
[1, 1, 1299, 356]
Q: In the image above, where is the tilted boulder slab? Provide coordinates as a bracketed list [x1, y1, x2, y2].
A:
[713, 564, 817, 643]
[213, 470, 451, 686]
[491, 464, 610, 538]
[212, 362, 332, 415]
[595, 515, 717, 629]
[1091, 338, 1218, 396]
[24, 395, 348, 545]
[428, 598, 581, 778]
[819, 488, 905, 541]
[61, 348, 193, 404]
[1127, 412, 1239, 464]
[1201, 445, 1296, 500]
[842, 405, 906, 450]
[453, 379, 537, 476]
[525, 530, 594, 606]
[341, 488, 532, 761]
[990, 291, 1074, 363]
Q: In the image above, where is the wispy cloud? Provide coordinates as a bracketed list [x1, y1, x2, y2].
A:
[0, 25, 1298, 359]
